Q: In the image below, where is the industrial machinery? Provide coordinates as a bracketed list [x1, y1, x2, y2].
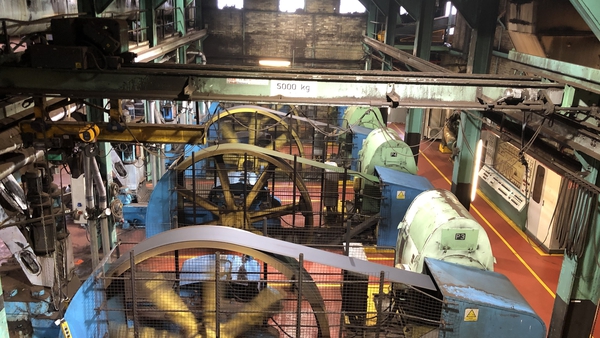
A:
[356, 127, 417, 216]
[395, 189, 495, 272]
[204, 105, 306, 158]
[0, 168, 78, 337]
[341, 106, 384, 131]
[374, 166, 434, 247]
[358, 127, 416, 177]
[478, 130, 565, 253]
[0, 6, 570, 334]
[339, 106, 385, 168]
[143, 142, 387, 244]
[62, 226, 545, 338]
[440, 111, 460, 153]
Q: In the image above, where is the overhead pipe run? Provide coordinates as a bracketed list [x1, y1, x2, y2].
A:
[84, 155, 100, 268]
[0, 126, 24, 157]
[0, 148, 44, 181]
[89, 152, 111, 263]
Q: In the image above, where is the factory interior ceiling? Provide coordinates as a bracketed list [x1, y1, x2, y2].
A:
[1, 0, 600, 337]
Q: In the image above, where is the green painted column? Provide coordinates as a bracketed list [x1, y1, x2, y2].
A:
[87, 99, 112, 179]
[194, 0, 204, 30]
[366, 1, 378, 41]
[77, 0, 96, 16]
[450, 110, 482, 207]
[548, 88, 600, 337]
[383, 0, 399, 71]
[548, 153, 599, 338]
[450, 1, 498, 209]
[405, 0, 435, 164]
[412, 0, 435, 61]
[468, 1, 498, 75]
[141, 0, 158, 47]
[175, 0, 188, 64]
[87, 98, 116, 249]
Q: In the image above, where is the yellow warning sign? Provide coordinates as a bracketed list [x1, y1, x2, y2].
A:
[396, 191, 406, 199]
[464, 308, 479, 322]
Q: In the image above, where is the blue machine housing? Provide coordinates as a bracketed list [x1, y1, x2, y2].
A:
[424, 258, 546, 338]
[375, 166, 434, 247]
[348, 125, 372, 171]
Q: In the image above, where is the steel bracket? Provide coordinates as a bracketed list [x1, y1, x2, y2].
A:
[386, 84, 400, 107]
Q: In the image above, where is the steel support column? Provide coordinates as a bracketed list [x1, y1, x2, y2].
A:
[141, 0, 158, 47]
[412, 0, 435, 61]
[364, 1, 377, 71]
[175, 0, 187, 64]
[451, 0, 498, 209]
[195, 0, 204, 31]
[549, 91, 600, 337]
[383, 1, 399, 71]
[86, 98, 116, 251]
[405, 0, 436, 163]
[450, 111, 482, 208]
[548, 153, 600, 338]
[365, 1, 378, 40]
[466, 0, 499, 75]
[77, 0, 96, 16]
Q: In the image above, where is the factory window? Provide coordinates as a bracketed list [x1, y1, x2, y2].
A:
[445, 2, 457, 35]
[339, 0, 366, 13]
[218, 0, 243, 9]
[280, 0, 304, 12]
[445, 2, 457, 16]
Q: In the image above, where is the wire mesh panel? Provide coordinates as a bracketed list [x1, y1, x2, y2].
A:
[173, 147, 380, 246]
[99, 247, 445, 338]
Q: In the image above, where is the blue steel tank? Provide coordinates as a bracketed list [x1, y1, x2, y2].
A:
[395, 189, 494, 273]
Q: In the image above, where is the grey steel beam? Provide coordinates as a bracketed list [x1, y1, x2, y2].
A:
[507, 50, 600, 95]
[0, 65, 561, 108]
[364, 36, 449, 73]
[132, 29, 207, 63]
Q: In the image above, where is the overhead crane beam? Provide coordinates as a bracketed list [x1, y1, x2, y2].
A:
[18, 98, 206, 147]
[20, 120, 206, 144]
[0, 64, 562, 108]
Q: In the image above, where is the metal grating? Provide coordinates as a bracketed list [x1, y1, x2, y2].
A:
[98, 247, 445, 338]
[174, 150, 376, 245]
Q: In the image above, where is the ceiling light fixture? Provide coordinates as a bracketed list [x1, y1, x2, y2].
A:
[259, 59, 291, 67]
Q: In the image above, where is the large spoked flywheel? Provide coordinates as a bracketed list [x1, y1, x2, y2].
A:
[175, 144, 313, 243]
[206, 106, 304, 157]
